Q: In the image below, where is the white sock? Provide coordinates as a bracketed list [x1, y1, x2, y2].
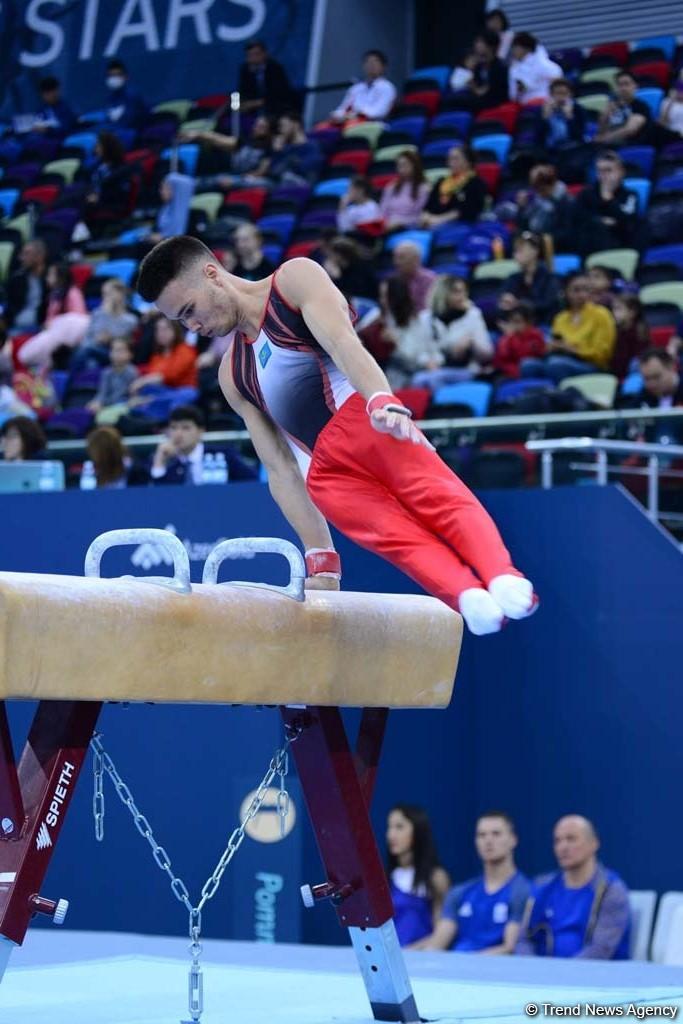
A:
[488, 575, 537, 620]
[458, 588, 505, 636]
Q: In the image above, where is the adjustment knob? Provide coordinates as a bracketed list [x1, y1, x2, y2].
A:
[53, 899, 69, 925]
[300, 884, 315, 909]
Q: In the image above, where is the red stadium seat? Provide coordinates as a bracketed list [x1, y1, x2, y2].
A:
[400, 90, 440, 117]
[370, 173, 396, 190]
[195, 93, 228, 110]
[395, 387, 432, 419]
[567, 184, 585, 197]
[631, 61, 671, 88]
[124, 148, 159, 184]
[329, 150, 372, 174]
[650, 325, 676, 347]
[22, 185, 59, 208]
[225, 187, 268, 219]
[475, 103, 520, 134]
[70, 263, 94, 289]
[589, 41, 629, 65]
[285, 240, 321, 259]
[476, 162, 502, 196]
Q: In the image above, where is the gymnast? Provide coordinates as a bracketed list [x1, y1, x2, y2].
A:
[137, 237, 538, 635]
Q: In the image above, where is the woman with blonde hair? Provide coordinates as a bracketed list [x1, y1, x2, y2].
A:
[413, 275, 493, 389]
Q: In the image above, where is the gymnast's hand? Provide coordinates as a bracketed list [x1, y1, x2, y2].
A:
[304, 576, 340, 592]
[370, 408, 435, 451]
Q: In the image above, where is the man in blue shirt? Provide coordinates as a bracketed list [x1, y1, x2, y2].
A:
[34, 76, 76, 137]
[515, 815, 630, 959]
[105, 59, 147, 132]
[414, 812, 530, 954]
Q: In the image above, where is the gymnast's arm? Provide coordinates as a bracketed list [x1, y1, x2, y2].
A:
[218, 352, 338, 568]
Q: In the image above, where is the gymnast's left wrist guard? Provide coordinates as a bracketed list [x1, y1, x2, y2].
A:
[366, 391, 412, 418]
[305, 548, 342, 579]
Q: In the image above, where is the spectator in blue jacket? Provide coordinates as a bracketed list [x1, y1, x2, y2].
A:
[150, 404, 257, 485]
[515, 815, 631, 959]
[33, 76, 76, 136]
[415, 811, 530, 953]
[269, 111, 322, 185]
[105, 59, 147, 131]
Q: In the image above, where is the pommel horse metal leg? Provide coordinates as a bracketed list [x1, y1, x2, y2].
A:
[282, 705, 420, 1024]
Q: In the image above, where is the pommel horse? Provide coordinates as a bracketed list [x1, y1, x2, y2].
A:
[0, 529, 462, 1023]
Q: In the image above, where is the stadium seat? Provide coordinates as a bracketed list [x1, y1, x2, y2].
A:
[408, 66, 451, 91]
[640, 282, 683, 312]
[559, 373, 618, 408]
[195, 93, 227, 110]
[432, 381, 492, 418]
[643, 244, 683, 272]
[473, 258, 517, 281]
[421, 138, 460, 159]
[22, 184, 59, 208]
[586, 248, 639, 280]
[651, 892, 683, 963]
[342, 121, 386, 147]
[588, 41, 629, 65]
[471, 134, 511, 164]
[42, 158, 80, 185]
[476, 163, 502, 195]
[618, 145, 655, 177]
[256, 214, 297, 244]
[494, 378, 551, 404]
[432, 222, 473, 249]
[374, 144, 417, 163]
[0, 189, 19, 217]
[628, 891, 657, 961]
[580, 67, 619, 89]
[553, 254, 582, 276]
[624, 177, 651, 213]
[400, 89, 440, 117]
[284, 240, 320, 259]
[662, 905, 683, 966]
[70, 263, 94, 289]
[78, 109, 108, 126]
[655, 172, 683, 195]
[329, 150, 372, 173]
[394, 387, 432, 419]
[423, 166, 448, 185]
[642, 302, 681, 328]
[161, 143, 200, 176]
[190, 192, 223, 222]
[383, 116, 427, 144]
[384, 230, 432, 263]
[430, 111, 473, 136]
[7, 213, 31, 243]
[153, 99, 192, 121]
[632, 64, 670, 90]
[475, 103, 519, 135]
[636, 87, 664, 117]
[225, 187, 267, 220]
[0, 241, 15, 282]
[632, 35, 676, 61]
[313, 177, 350, 197]
[62, 132, 98, 157]
[93, 259, 138, 286]
[577, 95, 609, 116]
[621, 372, 643, 396]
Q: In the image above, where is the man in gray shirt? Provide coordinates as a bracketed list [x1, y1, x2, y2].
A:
[87, 337, 138, 416]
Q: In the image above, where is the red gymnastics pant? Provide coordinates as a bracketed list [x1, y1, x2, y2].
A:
[306, 393, 519, 610]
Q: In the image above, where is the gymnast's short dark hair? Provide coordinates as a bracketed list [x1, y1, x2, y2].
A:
[137, 235, 215, 302]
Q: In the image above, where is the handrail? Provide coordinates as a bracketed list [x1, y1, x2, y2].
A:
[44, 407, 683, 454]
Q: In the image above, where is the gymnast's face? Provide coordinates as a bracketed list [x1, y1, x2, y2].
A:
[475, 816, 517, 866]
[158, 261, 240, 339]
[386, 810, 414, 860]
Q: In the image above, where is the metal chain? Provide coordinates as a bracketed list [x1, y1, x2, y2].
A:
[90, 726, 298, 1023]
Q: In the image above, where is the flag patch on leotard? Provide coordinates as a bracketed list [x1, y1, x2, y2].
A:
[258, 341, 272, 368]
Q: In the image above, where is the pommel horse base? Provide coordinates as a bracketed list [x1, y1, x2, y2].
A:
[0, 529, 462, 1023]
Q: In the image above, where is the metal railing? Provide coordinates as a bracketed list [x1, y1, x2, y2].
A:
[526, 437, 683, 523]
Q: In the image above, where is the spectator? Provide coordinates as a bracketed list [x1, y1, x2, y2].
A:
[595, 71, 651, 147]
[150, 404, 257, 484]
[337, 176, 382, 234]
[33, 75, 76, 136]
[130, 316, 197, 402]
[586, 265, 617, 309]
[421, 145, 487, 228]
[537, 78, 588, 181]
[658, 74, 683, 139]
[330, 50, 397, 123]
[104, 59, 147, 131]
[610, 296, 649, 379]
[379, 151, 430, 230]
[87, 337, 139, 424]
[391, 240, 437, 311]
[45, 263, 87, 322]
[83, 132, 133, 230]
[86, 426, 133, 489]
[237, 39, 297, 117]
[415, 811, 531, 954]
[498, 232, 561, 325]
[485, 9, 514, 60]
[0, 415, 47, 461]
[633, 348, 683, 408]
[516, 815, 630, 959]
[268, 110, 322, 185]
[451, 30, 509, 112]
[4, 239, 48, 333]
[232, 224, 275, 281]
[0, 341, 34, 423]
[320, 236, 378, 300]
[574, 151, 641, 255]
[508, 165, 573, 250]
[521, 273, 616, 382]
[386, 804, 451, 948]
[185, 115, 274, 184]
[15, 262, 89, 370]
[70, 278, 138, 371]
[492, 303, 546, 378]
[154, 173, 196, 240]
[508, 33, 562, 105]
[413, 276, 493, 389]
[372, 277, 442, 388]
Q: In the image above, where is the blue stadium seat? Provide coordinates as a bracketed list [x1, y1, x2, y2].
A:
[430, 111, 473, 137]
[624, 177, 651, 213]
[78, 110, 108, 126]
[654, 172, 683, 195]
[409, 66, 451, 91]
[471, 134, 512, 164]
[384, 229, 432, 263]
[494, 378, 550, 404]
[619, 146, 655, 177]
[432, 223, 473, 249]
[643, 244, 683, 271]
[553, 254, 582, 276]
[421, 138, 460, 159]
[63, 132, 99, 156]
[432, 381, 492, 417]
[257, 214, 296, 244]
[0, 188, 19, 217]
[621, 371, 643, 395]
[385, 116, 427, 144]
[313, 178, 350, 197]
[262, 243, 284, 265]
[161, 144, 200, 176]
[635, 87, 664, 118]
[632, 35, 676, 60]
[93, 259, 138, 285]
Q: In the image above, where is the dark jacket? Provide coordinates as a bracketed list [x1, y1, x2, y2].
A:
[152, 447, 258, 485]
[574, 182, 642, 253]
[500, 266, 561, 324]
[238, 58, 296, 115]
[425, 174, 487, 223]
[472, 57, 509, 109]
[537, 103, 587, 150]
[4, 269, 48, 330]
[90, 161, 133, 211]
[106, 84, 148, 131]
[36, 99, 77, 136]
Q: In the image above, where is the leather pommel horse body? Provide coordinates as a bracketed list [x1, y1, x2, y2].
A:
[0, 530, 462, 1023]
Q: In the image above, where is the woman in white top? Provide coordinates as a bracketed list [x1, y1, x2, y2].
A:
[659, 77, 683, 137]
[337, 176, 382, 233]
[375, 277, 443, 389]
[413, 276, 494, 390]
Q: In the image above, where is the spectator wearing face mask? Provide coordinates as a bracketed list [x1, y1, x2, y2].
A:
[104, 59, 148, 131]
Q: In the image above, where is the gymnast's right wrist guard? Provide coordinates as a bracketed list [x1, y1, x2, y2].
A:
[305, 548, 342, 580]
[366, 392, 412, 418]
